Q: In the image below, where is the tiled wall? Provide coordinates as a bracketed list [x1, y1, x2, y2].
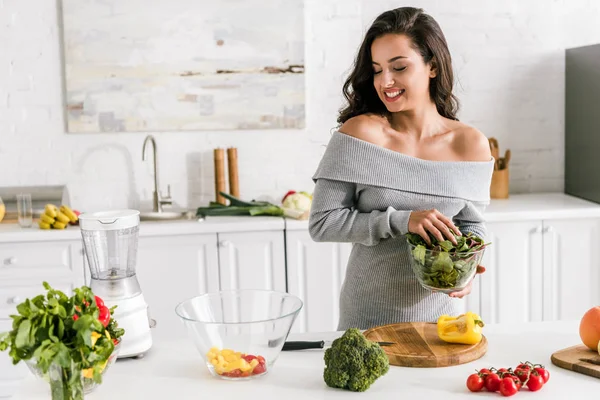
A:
[1, 0, 600, 211]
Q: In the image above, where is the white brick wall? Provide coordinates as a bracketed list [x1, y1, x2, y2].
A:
[1, 0, 600, 211]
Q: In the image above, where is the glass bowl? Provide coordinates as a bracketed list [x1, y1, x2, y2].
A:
[175, 289, 303, 380]
[407, 242, 485, 294]
[25, 340, 121, 394]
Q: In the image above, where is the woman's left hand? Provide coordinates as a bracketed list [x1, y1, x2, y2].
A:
[448, 265, 486, 298]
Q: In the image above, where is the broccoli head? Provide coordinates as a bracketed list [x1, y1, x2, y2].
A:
[323, 328, 390, 392]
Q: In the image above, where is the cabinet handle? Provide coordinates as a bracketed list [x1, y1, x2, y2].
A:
[543, 226, 555, 234]
[532, 226, 543, 234]
[4, 257, 17, 265]
[219, 240, 231, 247]
[8, 296, 21, 304]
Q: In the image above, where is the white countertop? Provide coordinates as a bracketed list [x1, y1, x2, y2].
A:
[12, 320, 598, 399]
[2, 193, 600, 241]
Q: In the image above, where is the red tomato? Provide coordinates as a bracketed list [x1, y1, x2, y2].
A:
[242, 354, 257, 362]
[98, 306, 110, 327]
[95, 296, 105, 309]
[499, 377, 518, 396]
[466, 373, 484, 392]
[484, 373, 501, 392]
[534, 367, 550, 383]
[514, 367, 530, 383]
[516, 363, 531, 371]
[527, 374, 544, 391]
[478, 368, 491, 378]
[252, 363, 266, 375]
[72, 314, 79, 321]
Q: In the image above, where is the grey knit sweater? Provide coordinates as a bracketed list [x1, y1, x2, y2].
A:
[309, 131, 494, 330]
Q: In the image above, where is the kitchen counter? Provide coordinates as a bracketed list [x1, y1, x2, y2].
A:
[12, 320, 599, 399]
[1, 193, 600, 241]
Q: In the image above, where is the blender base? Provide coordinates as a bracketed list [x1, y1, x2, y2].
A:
[105, 293, 153, 359]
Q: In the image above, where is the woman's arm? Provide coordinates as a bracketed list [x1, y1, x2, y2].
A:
[308, 178, 412, 246]
[452, 200, 489, 240]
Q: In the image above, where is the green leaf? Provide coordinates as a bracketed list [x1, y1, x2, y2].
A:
[16, 302, 31, 318]
[15, 320, 32, 348]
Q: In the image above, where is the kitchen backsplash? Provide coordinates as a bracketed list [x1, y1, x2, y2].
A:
[1, 0, 600, 211]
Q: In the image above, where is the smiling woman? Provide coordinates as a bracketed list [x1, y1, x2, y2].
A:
[308, 7, 494, 330]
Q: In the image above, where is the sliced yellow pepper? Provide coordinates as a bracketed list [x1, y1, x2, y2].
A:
[437, 311, 484, 345]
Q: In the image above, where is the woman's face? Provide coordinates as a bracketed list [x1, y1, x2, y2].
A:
[371, 33, 436, 113]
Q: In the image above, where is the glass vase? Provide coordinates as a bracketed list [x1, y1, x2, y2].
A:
[48, 360, 85, 400]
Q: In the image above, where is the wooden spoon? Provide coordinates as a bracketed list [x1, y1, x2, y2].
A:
[504, 149, 511, 167]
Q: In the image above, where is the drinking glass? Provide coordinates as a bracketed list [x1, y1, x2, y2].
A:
[16, 193, 32, 228]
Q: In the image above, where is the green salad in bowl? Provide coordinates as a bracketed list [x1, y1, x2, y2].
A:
[405, 232, 489, 294]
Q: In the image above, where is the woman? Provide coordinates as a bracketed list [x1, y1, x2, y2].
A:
[308, 7, 494, 330]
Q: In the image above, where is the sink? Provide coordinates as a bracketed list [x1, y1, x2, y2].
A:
[139, 210, 200, 222]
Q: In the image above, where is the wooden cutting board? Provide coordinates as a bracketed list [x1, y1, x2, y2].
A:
[363, 322, 487, 368]
[551, 344, 600, 378]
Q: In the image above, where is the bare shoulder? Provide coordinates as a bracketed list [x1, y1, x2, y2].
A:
[452, 123, 492, 162]
[337, 114, 387, 144]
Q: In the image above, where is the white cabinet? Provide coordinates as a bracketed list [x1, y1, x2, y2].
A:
[218, 231, 286, 292]
[0, 240, 85, 399]
[136, 234, 220, 339]
[285, 229, 352, 333]
[471, 218, 600, 325]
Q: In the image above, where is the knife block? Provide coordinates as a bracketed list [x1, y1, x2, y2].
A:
[490, 167, 509, 199]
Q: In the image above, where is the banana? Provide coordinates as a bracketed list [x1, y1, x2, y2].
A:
[40, 214, 55, 224]
[59, 205, 78, 223]
[39, 221, 51, 229]
[55, 211, 70, 224]
[44, 204, 58, 218]
[52, 221, 67, 230]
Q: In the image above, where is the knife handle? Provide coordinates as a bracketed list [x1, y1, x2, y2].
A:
[282, 340, 325, 351]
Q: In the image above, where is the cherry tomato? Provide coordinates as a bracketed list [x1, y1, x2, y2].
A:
[497, 368, 509, 375]
[527, 374, 544, 391]
[499, 377, 518, 397]
[534, 367, 550, 383]
[478, 368, 492, 378]
[94, 296, 105, 309]
[484, 373, 501, 392]
[516, 363, 531, 371]
[72, 314, 79, 321]
[514, 367, 530, 383]
[252, 363, 266, 375]
[243, 354, 257, 362]
[98, 306, 110, 327]
[112, 338, 119, 345]
[466, 373, 484, 392]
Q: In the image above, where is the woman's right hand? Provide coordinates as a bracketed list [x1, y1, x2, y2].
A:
[408, 209, 462, 245]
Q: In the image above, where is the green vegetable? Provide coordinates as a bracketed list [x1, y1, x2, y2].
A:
[0, 282, 119, 399]
[406, 232, 489, 289]
[323, 328, 389, 392]
[196, 192, 284, 217]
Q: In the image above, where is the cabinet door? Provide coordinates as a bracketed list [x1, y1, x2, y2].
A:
[136, 234, 220, 339]
[218, 231, 286, 292]
[285, 230, 352, 333]
[542, 218, 600, 321]
[478, 220, 544, 324]
[0, 319, 27, 399]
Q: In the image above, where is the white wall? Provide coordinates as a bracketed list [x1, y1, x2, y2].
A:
[1, 0, 600, 211]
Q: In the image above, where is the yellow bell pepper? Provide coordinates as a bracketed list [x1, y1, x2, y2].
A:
[437, 312, 484, 345]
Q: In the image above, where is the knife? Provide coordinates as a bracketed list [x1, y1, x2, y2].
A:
[282, 340, 395, 351]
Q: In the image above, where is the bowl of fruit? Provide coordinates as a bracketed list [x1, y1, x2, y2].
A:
[175, 289, 303, 380]
[406, 232, 488, 294]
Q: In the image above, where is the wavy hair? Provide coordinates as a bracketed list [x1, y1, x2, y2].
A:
[338, 7, 459, 124]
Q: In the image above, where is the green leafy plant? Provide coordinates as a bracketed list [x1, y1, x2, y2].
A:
[406, 232, 489, 289]
[0, 282, 124, 400]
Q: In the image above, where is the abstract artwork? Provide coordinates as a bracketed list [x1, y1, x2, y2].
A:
[60, 0, 305, 132]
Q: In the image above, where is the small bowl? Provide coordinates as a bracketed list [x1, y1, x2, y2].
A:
[175, 289, 303, 380]
[25, 340, 121, 394]
[407, 242, 485, 294]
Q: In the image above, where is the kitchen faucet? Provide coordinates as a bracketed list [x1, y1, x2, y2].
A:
[142, 135, 172, 213]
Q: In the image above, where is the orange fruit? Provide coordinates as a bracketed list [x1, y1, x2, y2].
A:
[579, 306, 600, 350]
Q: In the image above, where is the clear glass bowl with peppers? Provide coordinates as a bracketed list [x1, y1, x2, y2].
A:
[406, 232, 488, 294]
[175, 289, 303, 380]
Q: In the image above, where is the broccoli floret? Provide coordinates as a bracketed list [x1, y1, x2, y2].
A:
[323, 328, 390, 392]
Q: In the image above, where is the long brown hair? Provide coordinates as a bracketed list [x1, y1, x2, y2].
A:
[337, 7, 459, 124]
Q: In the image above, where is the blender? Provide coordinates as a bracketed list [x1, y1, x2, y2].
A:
[79, 209, 153, 358]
